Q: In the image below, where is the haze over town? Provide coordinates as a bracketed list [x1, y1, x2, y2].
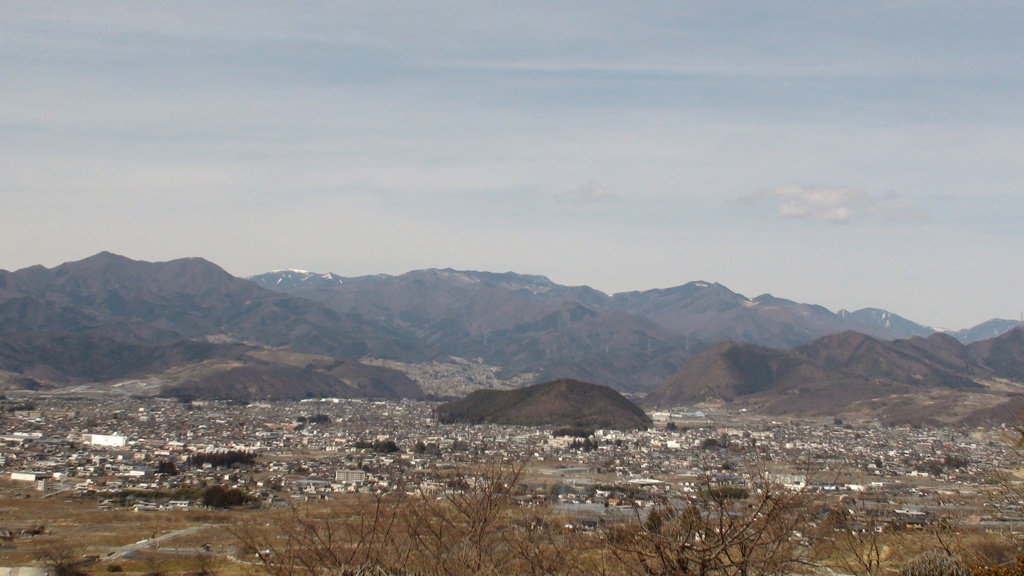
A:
[6, 5, 1024, 576]
[3, 2, 1024, 329]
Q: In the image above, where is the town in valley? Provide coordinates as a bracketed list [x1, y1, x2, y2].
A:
[3, 385, 1023, 574]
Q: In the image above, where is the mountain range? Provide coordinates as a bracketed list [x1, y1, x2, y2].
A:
[0, 252, 425, 400]
[249, 267, 1020, 392]
[1, 252, 1022, 420]
[645, 328, 1024, 425]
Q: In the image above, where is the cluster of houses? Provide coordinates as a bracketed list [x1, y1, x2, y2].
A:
[1, 395, 1022, 531]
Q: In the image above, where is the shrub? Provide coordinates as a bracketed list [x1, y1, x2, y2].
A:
[902, 552, 971, 576]
[201, 485, 253, 508]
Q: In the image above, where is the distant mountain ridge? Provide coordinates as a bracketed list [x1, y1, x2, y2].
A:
[645, 328, 1024, 424]
[250, 266, 1020, 391]
[0, 253, 427, 400]
[944, 318, 1024, 344]
[2, 253, 1020, 405]
[252, 267, 1018, 345]
[837, 308, 934, 339]
[251, 267, 674, 392]
[0, 252, 429, 360]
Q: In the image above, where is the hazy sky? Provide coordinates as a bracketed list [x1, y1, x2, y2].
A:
[2, 2, 1022, 329]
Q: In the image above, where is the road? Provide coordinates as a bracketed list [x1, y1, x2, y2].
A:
[106, 526, 205, 560]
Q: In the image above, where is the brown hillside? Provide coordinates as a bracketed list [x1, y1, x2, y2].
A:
[435, 378, 651, 430]
[643, 342, 801, 406]
[969, 327, 1024, 380]
[645, 329, 1024, 421]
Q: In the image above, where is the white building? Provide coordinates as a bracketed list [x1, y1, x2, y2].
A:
[88, 434, 128, 447]
[336, 469, 367, 483]
[10, 471, 48, 482]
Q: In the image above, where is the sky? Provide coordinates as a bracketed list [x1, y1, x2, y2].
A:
[1, 2, 1022, 329]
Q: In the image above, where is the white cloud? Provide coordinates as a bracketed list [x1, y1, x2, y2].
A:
[557, 182, 618, 205]
[740, 186, 924, 224]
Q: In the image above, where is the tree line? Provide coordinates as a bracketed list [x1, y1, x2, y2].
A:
[187, 450, 256, 468]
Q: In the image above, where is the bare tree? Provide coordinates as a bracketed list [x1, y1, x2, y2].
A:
[901, 551, 972, 576]
[603, 473, 817, 576]
[499, 510, 604, 576]
[233, 459, 834, 576]
[811, 501, 903, 576]
[232, 459, 601, 576]
[399, 461, 523, 575]
[231, 492, 405, 576]
[36, 536, 86, 576]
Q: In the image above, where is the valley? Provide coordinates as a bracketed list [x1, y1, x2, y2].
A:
[2, 392, 1023, 574]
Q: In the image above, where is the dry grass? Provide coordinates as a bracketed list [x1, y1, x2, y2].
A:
[0, 491, 247, 572]
[1, 480, 1019, 576]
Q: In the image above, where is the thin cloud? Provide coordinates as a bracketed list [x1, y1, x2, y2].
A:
[556, 182, 618, 205]
[739, 186, 925, 224]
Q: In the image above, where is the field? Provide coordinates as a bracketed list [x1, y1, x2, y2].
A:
[0, 482, 248, 574]
[2, 470, 1023, 576]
